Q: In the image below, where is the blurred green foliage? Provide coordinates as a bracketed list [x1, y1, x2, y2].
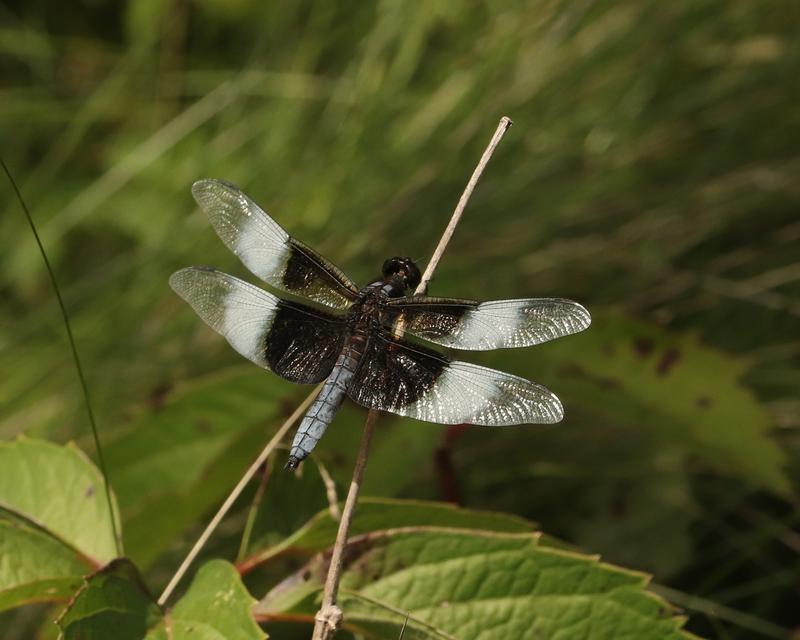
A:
[1, 0, 798, 638]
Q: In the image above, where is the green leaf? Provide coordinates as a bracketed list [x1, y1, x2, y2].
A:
[56, 559, 266, 640]
[0, 438, 120, 611]
[256, 528, 700, 639]
[0, 437, 120, 563]
[149, 560, 266, 640]
[0, 520, 85, 611]
[56, 559, 161, 640]
[103, 367, 287, 567]
[240, 498, 536, 571]
[534, 314, 789, 494]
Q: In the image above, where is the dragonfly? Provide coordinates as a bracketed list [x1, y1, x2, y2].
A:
[170, 180, 591, 471]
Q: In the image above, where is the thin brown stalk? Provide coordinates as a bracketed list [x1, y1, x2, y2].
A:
[416, 116, 513, 293]
[158, 384, 321, 606]
[312, 410, 379, 635]
[312, 455, 341, 520]
[310, 116, 513, 640]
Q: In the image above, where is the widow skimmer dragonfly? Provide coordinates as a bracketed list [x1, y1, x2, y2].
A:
[170, 180, 591, 471]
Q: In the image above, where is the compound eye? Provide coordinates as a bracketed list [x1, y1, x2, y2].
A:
[401, 258, 421, 289]
[382, 257, 401, 277]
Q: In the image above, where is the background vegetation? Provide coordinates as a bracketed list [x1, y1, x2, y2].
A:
[1, 0, 798, 638]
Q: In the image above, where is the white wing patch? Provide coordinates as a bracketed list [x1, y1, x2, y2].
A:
[169, 267, 278, 368]
[431, 299, 590, 350]
[395, 361, 563, 426]
[192, 179, 290, 283]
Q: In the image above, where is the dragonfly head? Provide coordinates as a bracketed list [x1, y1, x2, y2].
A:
[382, 256, 421, 292]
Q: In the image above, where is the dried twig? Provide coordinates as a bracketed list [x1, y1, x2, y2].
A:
[158, 384, 322, 606]
[310, 116, 513, 640]
[416, 116, 514, 293]
[312, 454, 342, 520]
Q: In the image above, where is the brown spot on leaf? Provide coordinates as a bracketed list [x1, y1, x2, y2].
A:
[696, 396, 713, 409]
[194, 419, 212, 433]
[559, 363, 584, 377]
[560, 363, 620, 389]
[656, 348, 681, 376]
[598, 376, 621, 390]
[85, 485, 95, 498]
[632, 337, 654, 359]
[148, 382, 173, 411]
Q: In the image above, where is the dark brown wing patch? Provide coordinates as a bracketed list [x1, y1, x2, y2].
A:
[347, 330, 563, 425]
[265, 300, 348, 383]
[347, 333, 448, 413]
[386, 296, 591, 351]
[282, 238, 360, 309]
[191, 179, 359, 310]
[170, 267, 347, 384]
[385, 297, 478, 341]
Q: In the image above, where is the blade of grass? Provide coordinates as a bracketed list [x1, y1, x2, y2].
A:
[236, 454, 274, 563]
[1, 157, 122, 556]
[651, 584, 789, 640]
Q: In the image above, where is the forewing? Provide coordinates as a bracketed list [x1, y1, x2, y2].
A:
[386, 297, 591, 350]
[170, 267, 347, 383]
[347, 332, 563, 425]
[191, 179, 359, 309]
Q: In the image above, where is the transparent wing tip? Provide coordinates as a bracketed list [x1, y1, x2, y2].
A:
[574, 301, 592, 331]
[528, 382, 564, 424]
[191, 178, 241, 205]
[547, 393, 565, 423]
[191, 177, 215, 197]
[169, 265, 217, 296]
[168, 267, 193, 295]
